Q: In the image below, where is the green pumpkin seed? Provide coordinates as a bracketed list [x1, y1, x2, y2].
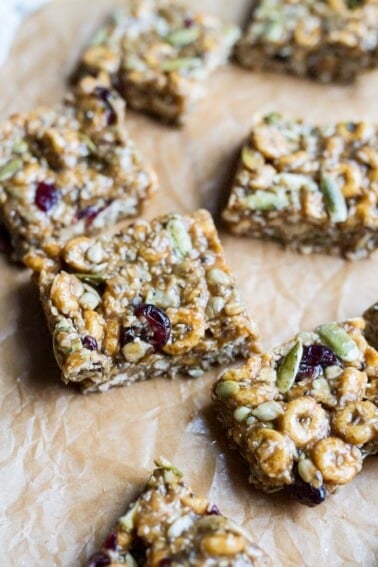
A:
[167, 217, 192, 258]
[244, 190, 289, 211]
[265, 112, 282, 125]
[125, 55, 146, 72]
[317, 323, 360, 362]
[119, 502, 139, 532]
[166, 27, 200, 46]
[90, 27, 109, 47]
[155, 456, 183, 476]
[215, 380, 240, 399]
[297, 458, 318, 484]
[124, 553, 138, 567]
[251, 400, 284, 421]
[263, 20, 285, 42]
[0, 158, 23, 182]
[233, 406, 251, 422]
[67, 337, 83, 354]
[12, 140, 28, 154]
[320, 175, 348, 223]
[160, 57, 202, 72]
[277, 340, 303, 393]
[241, 146, 263, 170]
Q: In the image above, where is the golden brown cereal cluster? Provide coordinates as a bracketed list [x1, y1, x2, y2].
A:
[213, 313, 378, 505]
[26, 210, 259, 393]
[236, 0, 378, 83]
[222, 113, 378, 260]
[86, 460, 271, 567]
[0, 76, 157, 261]
[74, 0, 240, 123]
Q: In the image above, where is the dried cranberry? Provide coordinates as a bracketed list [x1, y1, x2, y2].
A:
[134, 303, 171, 350]
[86, 551, 111, 567]
[207, 504, 220, 515]
[35, 181, 58, 212]
[82, 335, 98, 351]
[159, 559, 173, 567]
[296, 344, 341, 381]
[77, 205, 103, 224]
[94, 86, 117, 126]
[103, 531, 118, 551]
[183, 16, 194, 27]
[286, 467, 327, 507]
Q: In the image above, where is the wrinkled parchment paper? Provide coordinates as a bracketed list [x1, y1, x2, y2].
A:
[0, 1, 377, 565]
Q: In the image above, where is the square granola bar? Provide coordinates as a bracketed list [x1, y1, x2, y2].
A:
[212, 306, 378, 506]
[85, 459, 271, 567]
[236, 0, 378, 83]
[222, 113, 378, 259]
[26, 209, 259, 393]
[0, 76, 157, 262]
[73, 0, 240, 124]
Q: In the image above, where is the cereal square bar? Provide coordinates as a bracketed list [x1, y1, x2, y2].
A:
[26, 209, 259, 393]
[236, 0, 378, 83]
[85, 459, 271, 567]
[0, 76, 157, 261]
[74, 0, 240, 124]
[222, 113, 378, 259]
[212, 306, 378, 506]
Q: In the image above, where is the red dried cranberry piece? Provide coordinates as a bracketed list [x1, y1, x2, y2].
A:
[207, 504, 220, 515]
[296, 344, 342, 381]
[184, 16, 194, 27]
[134, 303, 171, 350]
[286, 467, 327, 507]
[82, 336, 98, 351]
[86, 551, 111, 567]
[103, 531, 118, 551]
[295, 363, 321, 381]
[94, 86, 117, 126]
[77, 205, 101, 223]
[158, 559, 173, 567]
[35, 181, 58, 212]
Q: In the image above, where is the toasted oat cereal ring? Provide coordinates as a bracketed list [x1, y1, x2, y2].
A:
[248, 428, 296, 484]
[50, 271, 84, 315]
[233, 382, 278, 407]
[63, 236, 106, 272]
[311, 437, 362, 485]
[366, 378, 378, 404]
[252, 125, 289, 159]
[336, 367, 368, 405]
[278, 397, 329, 449]
[163, 308, 205, 355]
[336, 163, 362, 199]
[138, 233, 171, 263]
[332, 401, 378, 445]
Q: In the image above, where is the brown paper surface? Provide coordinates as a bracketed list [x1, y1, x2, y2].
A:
[0, 1, 377, 565]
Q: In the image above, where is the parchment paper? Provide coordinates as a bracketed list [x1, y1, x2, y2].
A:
[0, 1, 377, 566]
